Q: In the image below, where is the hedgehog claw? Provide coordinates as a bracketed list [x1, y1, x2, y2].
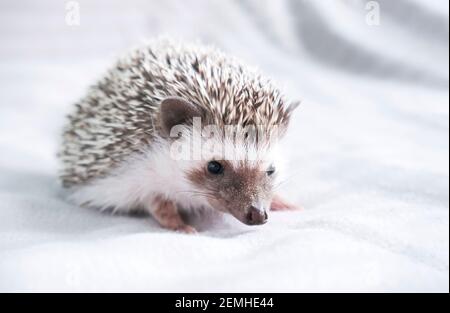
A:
[176, 225, 197, 234]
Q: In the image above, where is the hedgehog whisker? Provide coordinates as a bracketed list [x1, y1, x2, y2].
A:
[273, 170, 301, 191]
[175, 190, 217, 200]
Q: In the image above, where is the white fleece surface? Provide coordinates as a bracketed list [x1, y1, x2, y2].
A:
[0, 0, 448, 292]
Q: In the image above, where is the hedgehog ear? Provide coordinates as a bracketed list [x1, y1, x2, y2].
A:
[159, 97, 202, 137]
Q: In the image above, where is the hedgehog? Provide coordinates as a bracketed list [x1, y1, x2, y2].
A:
[60, 39, 300, 233]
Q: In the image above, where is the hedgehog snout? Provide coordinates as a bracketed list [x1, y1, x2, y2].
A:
[244, 205, 268, 225]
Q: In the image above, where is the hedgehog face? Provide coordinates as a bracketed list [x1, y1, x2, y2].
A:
[187, 159, 276, 225]
[160, 96, 287, 225]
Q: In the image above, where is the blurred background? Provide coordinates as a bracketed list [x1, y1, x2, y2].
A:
[0, 0, 448, 292]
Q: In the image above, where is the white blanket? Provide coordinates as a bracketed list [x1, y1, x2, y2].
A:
[0, 0, 448, 292]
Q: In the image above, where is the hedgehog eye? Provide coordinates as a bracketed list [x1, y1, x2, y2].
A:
[207, 161, 224, 175]
[266, 166, 276, 176]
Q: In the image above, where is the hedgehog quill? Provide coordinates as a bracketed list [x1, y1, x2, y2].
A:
[60, 39, 300, 233]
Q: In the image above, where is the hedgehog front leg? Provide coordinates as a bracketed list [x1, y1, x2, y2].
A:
[270, 194, 302, 211]
[149, 196, 197, 234]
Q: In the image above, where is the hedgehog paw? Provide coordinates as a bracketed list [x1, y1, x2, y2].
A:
[270, 195, 302, 211]
[150, 196, 197, 234]
[176, 225, 197, 234]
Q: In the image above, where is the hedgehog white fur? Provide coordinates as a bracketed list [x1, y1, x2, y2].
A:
[60, 39, 300, 232]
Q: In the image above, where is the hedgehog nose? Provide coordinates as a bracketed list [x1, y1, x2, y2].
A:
[246, 206, 268, 225]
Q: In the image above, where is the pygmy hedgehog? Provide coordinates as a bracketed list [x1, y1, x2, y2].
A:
[60, 39, 300, 233]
